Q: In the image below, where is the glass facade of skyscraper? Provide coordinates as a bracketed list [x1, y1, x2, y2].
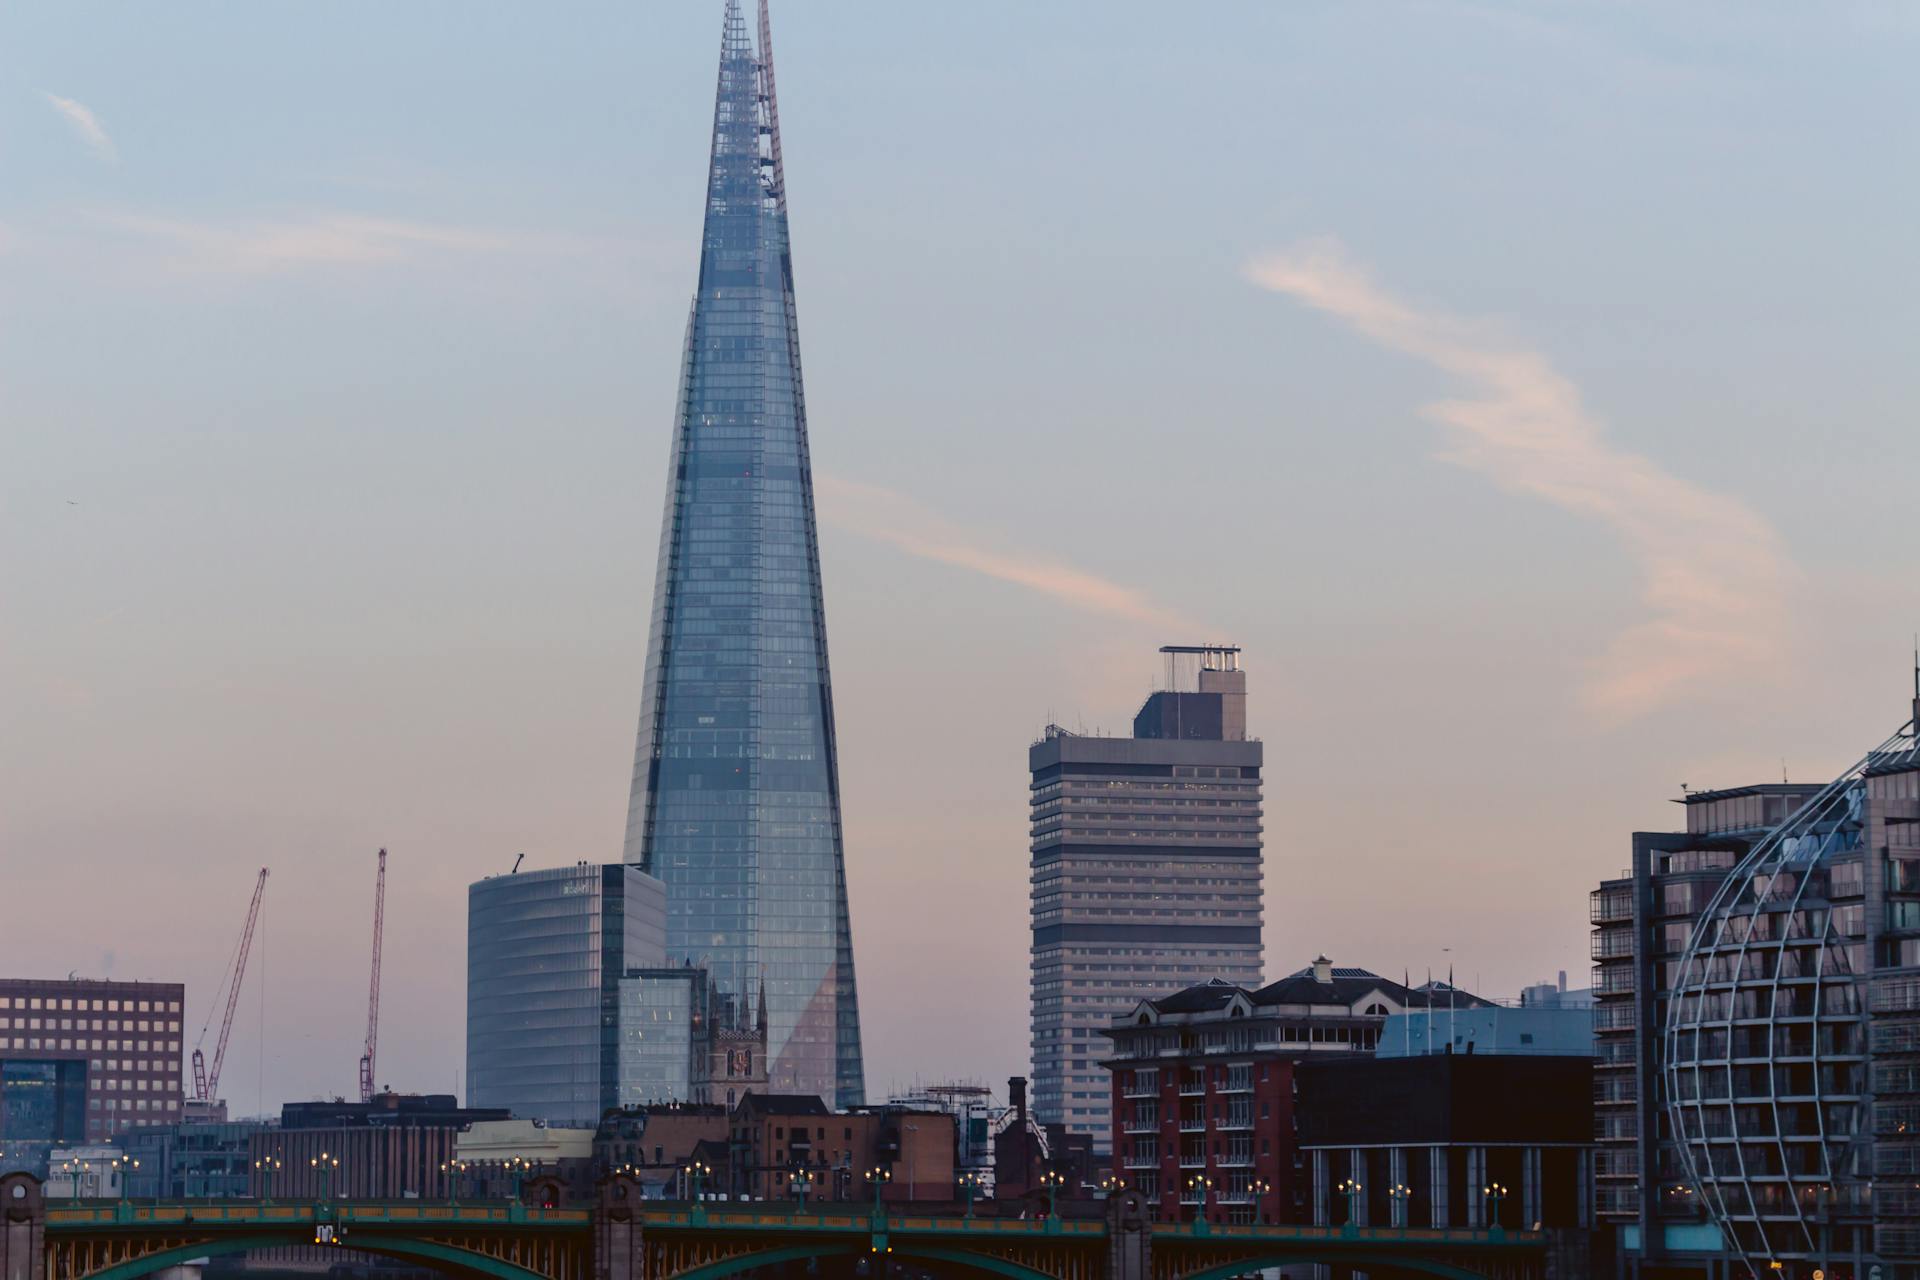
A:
[465, 864, 663, 1127]
[622, 0, 864, 1107]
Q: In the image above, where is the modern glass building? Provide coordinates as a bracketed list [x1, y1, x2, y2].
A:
[622, 0, 864, 1108]
[1663, 691, 1920, 1274]
[465, 865, 665, 1127]
[615, 970, 706, 1108]
[1030, 645, 1264, 1154]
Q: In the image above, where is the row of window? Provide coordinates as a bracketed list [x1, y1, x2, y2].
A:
[0, 997, 179, 1013]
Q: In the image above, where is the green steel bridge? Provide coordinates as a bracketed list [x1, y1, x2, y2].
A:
[0, 1173, 1569, 1280]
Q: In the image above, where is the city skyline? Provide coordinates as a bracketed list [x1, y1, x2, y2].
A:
[3, 0, 1918, 1118]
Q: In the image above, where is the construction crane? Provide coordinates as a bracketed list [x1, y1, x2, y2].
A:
[191, 868, 269, 1105]
[358, 849, 386, 1103]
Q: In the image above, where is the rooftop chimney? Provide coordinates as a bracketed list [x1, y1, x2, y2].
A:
[1312, 956, 1334, 985]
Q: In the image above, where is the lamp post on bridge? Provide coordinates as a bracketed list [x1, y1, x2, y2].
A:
[864, 1165, 891, 1215]
[789, 1168, 815, 1215]
[1250, 1177, 1273, 1227]
[109, 1156, 139, 1206]
[1482, 1181, 1509, 1238]
[254, 1155, 282, 1205]
[1040, 1169, 1067, 1231]
[1387, 1182, 1411, 1231]
[1186, 1174, 1214, 1236]
[440, 1159, 467, 1207]
[1336, 1177, 1363, 1238]
[958, 1171, 985, 1219]
[311, 1151, 339, 1202]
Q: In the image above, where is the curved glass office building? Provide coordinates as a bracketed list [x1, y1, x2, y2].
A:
[1665, 701, 1920, 1271]
[621, 0, 864, 1107]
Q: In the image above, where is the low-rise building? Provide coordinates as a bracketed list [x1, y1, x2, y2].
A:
[45, 1146, 127, 1198]
[1101, 959, 1494, 1224]
[124, 1120, 273, 1198]
[727, 1095, 955, 1204]
[1294, 1053, 1593, 1232]
[252, 1092, 508, 1199]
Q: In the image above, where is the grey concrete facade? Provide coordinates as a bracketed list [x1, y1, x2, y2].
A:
[1029, 647, 1263, 1153]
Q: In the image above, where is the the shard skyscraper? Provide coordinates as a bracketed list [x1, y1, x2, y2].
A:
[624, 0, 865, 1108]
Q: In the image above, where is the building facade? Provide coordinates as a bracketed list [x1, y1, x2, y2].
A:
[0, 978, 185, 1148]
[1101, 960, 1489, 1224]
[1662, 703, 1920, 1276]
[254, 1093, 508, 1200]
[124, 1120, 272, 1198]
[725, 1095, 955, 1204]
[466, 864, 665, 1127]
[1295, 1054, 1593, 1233]
[620, 0, 865, 1109]
[615, 969, 768, 1109]
[1589, 782, 1820, 1276]
[1030, 645, 1264, 1153]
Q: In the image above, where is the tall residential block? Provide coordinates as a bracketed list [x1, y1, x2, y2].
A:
[621, 0, 864, 1108]
[1029, 645, 1264, 1152]
[1589, 783, 1819, 1277]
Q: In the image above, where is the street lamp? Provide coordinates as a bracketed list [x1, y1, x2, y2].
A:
[1483, 1181, 1509, 1232]
[60, 1158, 90, 1201]
[1250, 1177, 1273, 1227]
[1387, 1182, 1411, 1229]
[111, 1156, 139, 1204]
[681, 1160, 712, 1203]
[1040, 1170, 1068, 1223]
[865, 1166, 891, 1213]
[1186, 1174, 1214, 1233]
[958, 1171, 985, 1219]
[789, 1168, 815, 1214]
[503, 1156, 532, 1200]
[440, 1159, 467, 1207]
[1336, 1177, 1363, 1229]
[1098, 1174, 1127, 1197]
[310, 1151, 340, 1201]
[254, 1155, 283, 1204]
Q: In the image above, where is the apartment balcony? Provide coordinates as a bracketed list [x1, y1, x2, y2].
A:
[1178, 1155, 1207, 1169]
[1217, 1154, 1254, 1168]
[1218, 1115, 1254, 1131]
[1591, 892, 1634, 924]
[1179, 1120, 1207, 1133]
[1178, 1082, 1207, 1097]
[1122, 1087, 1159, 1100]
[1122, 1121, 1159, 1135]
[1122, 1156, 1160, 1171]
[1593, 929, 1635, 961]
[1219, 1079, 1253, 1095]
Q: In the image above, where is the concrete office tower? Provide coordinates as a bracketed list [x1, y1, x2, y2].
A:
[466, 864, 666, 1127]
[1029, 645, 1264, 1153]
[621, 0, 864, 1108]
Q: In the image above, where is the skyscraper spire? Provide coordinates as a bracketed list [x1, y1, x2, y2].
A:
[624, 0, 865, 1108]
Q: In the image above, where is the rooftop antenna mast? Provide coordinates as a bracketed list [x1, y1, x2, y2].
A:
[358, 849, 386, 1103]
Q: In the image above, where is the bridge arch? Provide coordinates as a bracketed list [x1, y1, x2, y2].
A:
[1180, 1252, 1494, 1280]
[73, 1232, 556, 1280]
[664, 1240, 1060, 1280]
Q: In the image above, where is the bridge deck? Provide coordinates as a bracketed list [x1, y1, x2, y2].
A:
[44, 1200, 1539, 1248]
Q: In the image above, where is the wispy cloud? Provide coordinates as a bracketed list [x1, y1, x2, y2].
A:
[42, 92, 116, 160]
[82, 211, 529, 274]
[1247, 238, 1794, 720]
[816, 474, 1191, 630]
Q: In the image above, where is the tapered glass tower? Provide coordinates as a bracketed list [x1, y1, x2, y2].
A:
[624, 0, 864, 1107]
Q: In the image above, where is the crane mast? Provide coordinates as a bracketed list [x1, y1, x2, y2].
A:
[359, 849, 386, 1103]
[191, 867, 269, 1106]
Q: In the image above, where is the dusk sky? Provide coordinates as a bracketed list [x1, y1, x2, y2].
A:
[3, 2, 1917, 1115]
